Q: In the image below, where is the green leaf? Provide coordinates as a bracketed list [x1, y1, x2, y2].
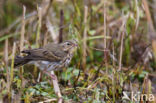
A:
[73, 69, 79, 76]
[139, 71, 148, 78]
[88, 30, 96, 35]
[41, 92, 49, 96]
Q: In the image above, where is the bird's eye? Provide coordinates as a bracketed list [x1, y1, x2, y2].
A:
[66, 42, 70, 45]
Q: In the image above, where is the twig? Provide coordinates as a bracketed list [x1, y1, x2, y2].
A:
[142, 0, 156, 59]
[89, 47, 109, 52]
[4, 39, 9, 79]
[19, 6, 26, 101]
[142, 0, 154, 30]
[118, 31, 124, 71]
[103, 1, 107, 49]
[103, 1, 109, 74]
[118, 14, 128, 71]
[112, 71, 115, 102]
[59, 9, 64, 43]
[4, 39, 10, 98]
[34, 6, 42, 79]
[46, 19, 58, 43]
[135, 0, 140, 30]
[112, 43, 115, 66]
[87, 35, 111, 41]
[39, 98, 57, 103]
[40, 0, 52, 18]
[36, 6, 42, 48]
[20, 6, 26, 52]
[50, 71, 63, 103]
[42, 0, 53, 20]
[82, 6, 88, 69]
[43, 31, 48, 46]
[20, 6, 26, 77]
[10, 42, 16, 101]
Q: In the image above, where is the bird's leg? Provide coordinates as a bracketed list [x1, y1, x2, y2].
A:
[43, 70, 57, 80]
[49, 72, 57, 80]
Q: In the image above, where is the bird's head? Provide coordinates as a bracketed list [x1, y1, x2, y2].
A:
[60, 40, 78, 53]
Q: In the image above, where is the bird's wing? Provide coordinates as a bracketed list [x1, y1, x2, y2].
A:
[22, 48, 62, 62]
[43, 43, 68, 59]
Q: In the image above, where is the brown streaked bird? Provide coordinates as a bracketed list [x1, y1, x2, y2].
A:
[14, 40, 78, 79]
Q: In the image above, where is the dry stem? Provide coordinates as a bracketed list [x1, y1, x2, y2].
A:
[82, 6, 88, 69]
[51, 71, 63, 103]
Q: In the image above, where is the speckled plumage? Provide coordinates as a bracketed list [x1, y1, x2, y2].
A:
[14, 40, 77, 71]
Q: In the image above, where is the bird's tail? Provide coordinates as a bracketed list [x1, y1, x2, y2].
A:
[14, 56, 31, 67]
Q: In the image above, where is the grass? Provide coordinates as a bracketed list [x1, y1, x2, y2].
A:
[0, 0, 156, 103]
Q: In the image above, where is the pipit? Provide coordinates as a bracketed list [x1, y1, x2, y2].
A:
[14, 40, 78, 79]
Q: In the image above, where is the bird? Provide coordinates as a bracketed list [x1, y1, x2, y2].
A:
[14, 40, 78, 79]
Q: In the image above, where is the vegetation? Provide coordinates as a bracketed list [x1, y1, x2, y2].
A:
[0, 0, 156, 102]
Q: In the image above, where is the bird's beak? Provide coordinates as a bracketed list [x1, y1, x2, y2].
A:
[72, 39, 79, 48]
[75, 43, 78, 47]
[75, 44, 80, 49]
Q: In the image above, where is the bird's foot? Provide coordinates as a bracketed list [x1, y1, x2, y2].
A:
[50, 74, 57, 80]
[43, 70, 57, 80]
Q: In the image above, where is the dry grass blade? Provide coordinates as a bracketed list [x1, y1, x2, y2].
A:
[46, 20, 58, 43]
[10, 42, 16, 100]
[135, 0, 140, 30]
[20, 6, 26, 52]
[142, 0, 156, 60]
[118, 14, 128, 71]
[103, 1, 109, 74]
[82, 6, 88, 69]
[38, 98, 57, 103]
[103, 1, 107, 49]
[142, 0, 154, 30]
[4, 39, 10, 95]
[19, 6, 26, 102]
[4, 39, 9, 76]
[11, 44, 16, 81]
[43, 31, 48, 46]
[59, 10, 64, 43]
[112, 43, 115, 66]
[34, 6, 42, 79]
[118, 31, 124, 71]
[36, 6, 42, 48]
